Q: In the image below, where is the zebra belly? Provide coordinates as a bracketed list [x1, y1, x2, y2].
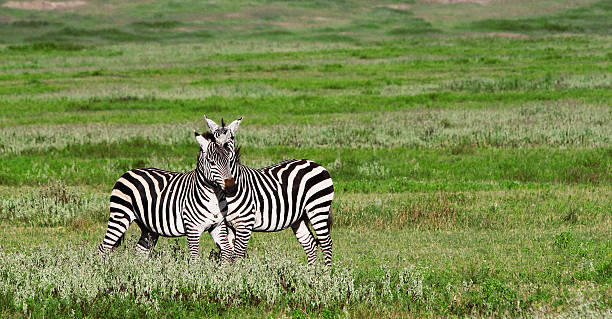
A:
[251, 204, 302, 232]
[250, 162, 323, 232]
[133, 206, 185, 237]
[113, 168, 193, 238]
[230, 159, 334, 233]
[252, 210, 267, 231]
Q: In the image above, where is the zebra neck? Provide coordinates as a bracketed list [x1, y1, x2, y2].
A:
[233, 163, 259, 187]
[231, 162, 244, 180]
[194, 170, 217, 195]
[233, 163, 251, 179]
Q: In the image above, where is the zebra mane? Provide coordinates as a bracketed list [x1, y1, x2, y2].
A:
[202, 131, 216, 142]
[235, 145, 242, 164]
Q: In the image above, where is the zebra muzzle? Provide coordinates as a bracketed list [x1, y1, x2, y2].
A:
[224, 178, 237, 196]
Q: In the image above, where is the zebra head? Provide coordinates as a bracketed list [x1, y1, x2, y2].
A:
[204, 115, 242, 164]
[194, 131, 238, 197]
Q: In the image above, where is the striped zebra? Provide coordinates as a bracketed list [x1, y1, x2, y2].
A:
[98, 131, 236, 262]
[205, 116, 335, 266]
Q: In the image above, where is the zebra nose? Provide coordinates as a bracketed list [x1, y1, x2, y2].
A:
[224, 178, 237, 196]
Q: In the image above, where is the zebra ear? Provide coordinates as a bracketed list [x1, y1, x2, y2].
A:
[227, 116, 243, 135]
[204, 115, 220, 133]
[194, 131, 212, 150]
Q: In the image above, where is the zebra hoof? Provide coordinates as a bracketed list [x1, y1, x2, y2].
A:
[208, 249, 221, 262]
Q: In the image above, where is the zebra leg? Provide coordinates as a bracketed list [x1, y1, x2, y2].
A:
[135, 223, 159, 254]
[291, 219, 318, 266]
[186, 225, 204, 260]
[208, 223, 233, 263]
[98, 210, 133, 254]
[232, 221, 254, 260]
[306, 207, 333, 266]
[226, 221, 236, 249]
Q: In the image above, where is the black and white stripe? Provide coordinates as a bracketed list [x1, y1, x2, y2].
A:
[98, 131, 236, 261]
[205, 117, 335, 266]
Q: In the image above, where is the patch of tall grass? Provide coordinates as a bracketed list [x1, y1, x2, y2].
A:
[6, 42, 87, 52]
[443, 73, 610, 92]
[0, 246, 426, 316]
[0, 182, 106, 227]
[1, 102, 609, 155]
[334, 187, 611, 230]
[1, 241, 609, 317]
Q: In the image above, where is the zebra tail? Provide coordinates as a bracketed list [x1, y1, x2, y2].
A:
[328, 207, 333, 234]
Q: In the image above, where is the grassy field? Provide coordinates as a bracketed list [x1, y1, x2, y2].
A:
[0, 0, 611, 317]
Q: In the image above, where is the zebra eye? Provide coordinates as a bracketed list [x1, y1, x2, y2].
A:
[223, 143, 230, 150]
[209, 161, 215, 166]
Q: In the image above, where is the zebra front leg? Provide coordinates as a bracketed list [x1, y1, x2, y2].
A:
[186, 226, 204, 260]
[291, 219, 318, 266]
[232, 221, 254, 260]
[209, 223, 233, 263]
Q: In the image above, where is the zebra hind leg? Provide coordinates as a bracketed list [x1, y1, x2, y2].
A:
[226, 221, 236, 250]
[135, 223, 160, 255]
[209, 221, 237, 262]
[291, 219, 318, 266]
[306, 207, 333, 266]
[208, 222, 234, 264]
[98, 211, 133, 254]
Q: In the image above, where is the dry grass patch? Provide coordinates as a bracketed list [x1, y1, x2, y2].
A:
[413, 0, 602, 29]
[420, 0, 490, 4]
[378, 4, 412, 10]
[2, 0, 87, 11]
[485, 32, 529, 38]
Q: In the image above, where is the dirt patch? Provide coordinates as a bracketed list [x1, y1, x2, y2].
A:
[173, 27, 192, 32]
[223, 12, 248, 19]
[383, 4, 412, 10]
[267, 21, 311, 28]
[2, 1, 87, 11]
[486, 32, 529, 38]
[420, 0, 491, 4]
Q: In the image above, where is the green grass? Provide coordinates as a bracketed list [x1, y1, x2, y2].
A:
[466, 1, 612, 34]
[1, 147, 609, 191]
[0, 0, 611, 317]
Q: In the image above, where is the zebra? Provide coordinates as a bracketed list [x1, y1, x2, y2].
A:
[98, 131, 237, 262]
[204, 116, 335, 266]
